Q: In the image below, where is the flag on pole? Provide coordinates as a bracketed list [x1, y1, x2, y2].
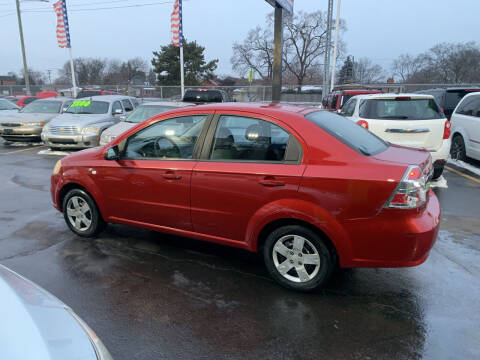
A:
[53, 0, 71, 48]
[171, 0, 183, 47]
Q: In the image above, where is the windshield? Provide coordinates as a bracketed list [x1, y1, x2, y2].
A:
[126, 105, 177, 123]
[183, 90, 223, 103]
[305, 110, 388, 156]
[359, 98, 443, 120]
[0, 99, 20, 110]
[65, 100, 109, 114]
[21, 101, 62, 113]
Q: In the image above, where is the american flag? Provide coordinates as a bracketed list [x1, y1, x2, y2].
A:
[53, 0, 71, 48]
[171, 0, 183, 47]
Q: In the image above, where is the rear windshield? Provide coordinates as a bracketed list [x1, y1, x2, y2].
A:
[359, 98, 443, 120]
[305, 111, 388, 156]
[21, 101, 61, 113]
[126, 105, 177, 123]
[65, 100, 109, 114]
[183, 90, 223, 103]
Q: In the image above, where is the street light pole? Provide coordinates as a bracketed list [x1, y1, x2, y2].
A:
[330, 0, 341, 92]
[323, 0, 333, 97]
[15, 0, 31, 95]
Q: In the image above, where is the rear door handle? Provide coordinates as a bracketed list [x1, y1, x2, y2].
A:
[259, 177, 285, 187]
[163, 171, 182, 180]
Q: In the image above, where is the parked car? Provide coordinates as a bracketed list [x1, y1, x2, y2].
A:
[0, 97, 73, 142]
[0, 264, 112, 360]
[321, 89, 382, 111]
[42, 95, 137, 150]
[76, 89, 122, 99]
[51, 103, 439, 292]
[100, 101, 193, 146]
[0, 98, 21, 116]
[450, 92, 480, 161]
[416, 87, 480, 119]
[182, 89, 231, 104]
[340, 93, 450, 179]
[6, 91, 57, 108]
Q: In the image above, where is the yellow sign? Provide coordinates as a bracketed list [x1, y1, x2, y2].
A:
[248, 70, 253, 83]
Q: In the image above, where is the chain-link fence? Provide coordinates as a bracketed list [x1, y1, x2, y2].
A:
[2, 83, 480, 103]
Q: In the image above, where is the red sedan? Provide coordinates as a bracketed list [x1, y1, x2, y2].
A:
[50, 103, 440, 291]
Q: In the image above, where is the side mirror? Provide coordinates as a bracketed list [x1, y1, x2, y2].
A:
[336, 109, 343, 115]
[113, 108, 123, 115]
[104, 145, 120, 160]
[119, 115, 127, 121]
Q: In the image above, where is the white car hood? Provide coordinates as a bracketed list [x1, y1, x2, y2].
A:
[101, 121, 136, 137]
[0, 265, 97, 360]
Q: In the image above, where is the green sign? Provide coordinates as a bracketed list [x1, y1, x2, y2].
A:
[248, 70, 254, 83]
[70, 100, 91, 107]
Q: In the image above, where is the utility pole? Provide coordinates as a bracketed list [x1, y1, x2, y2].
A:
[330, 0, 341, 92]
[323, 0, 333, 97]
[271, 4, 283, 102]
[15, 0, 31, 95]
[47, 69, 53, 88]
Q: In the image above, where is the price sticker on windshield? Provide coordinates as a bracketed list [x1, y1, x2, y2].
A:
[70, 100, 91, 108]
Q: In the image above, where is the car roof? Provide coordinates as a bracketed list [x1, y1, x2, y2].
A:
[341, 89, 382, 95]
[353, 93, 435, 100]
[82, 95, 134, 102]
[140, 101, 193, 107]
[158, 102, 318, 118]
[34, 97, 72, 102]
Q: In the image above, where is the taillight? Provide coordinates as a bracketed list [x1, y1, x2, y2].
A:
[357, 120, 369, 129]
[443, 120, 451, 139]
[385, 165, 427, 209]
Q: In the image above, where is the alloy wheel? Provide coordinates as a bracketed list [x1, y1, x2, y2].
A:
[66, 196, 92, 232]
[272, 234, 321, 283]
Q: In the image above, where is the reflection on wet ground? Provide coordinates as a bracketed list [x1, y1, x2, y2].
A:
[0, 142, 479, 359]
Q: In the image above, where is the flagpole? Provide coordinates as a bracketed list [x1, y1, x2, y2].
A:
[180, 45, 184, 98]
[68, 47, 77, 98]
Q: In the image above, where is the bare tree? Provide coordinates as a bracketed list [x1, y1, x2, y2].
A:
[392, 54, 427, 83]
[231, 11, 346, 87]
[353, 58, 385, 84]
[231, 26, 274, 81]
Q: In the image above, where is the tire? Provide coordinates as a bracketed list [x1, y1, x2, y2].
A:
[450, 134, 466, 161]
[432, 165, 444, 180]
[263, 225, 334, 292]
[62, 189, 105, 237]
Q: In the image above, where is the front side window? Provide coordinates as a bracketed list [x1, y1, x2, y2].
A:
[65, 100, 109, 114]
[21, 101, 62, 113]
[112, 101, 123, 114]
[210, 116, 290, 162]
[455, 95, 480, 117]
[123, 115, 207, 160]
[306, 110, 388, 156]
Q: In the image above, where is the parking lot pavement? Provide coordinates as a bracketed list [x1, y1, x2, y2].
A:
[0, 139, 479, 360]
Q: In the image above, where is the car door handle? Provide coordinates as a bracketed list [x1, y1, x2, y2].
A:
[163, 171, 182, 180]
[259, 177, 285, 187]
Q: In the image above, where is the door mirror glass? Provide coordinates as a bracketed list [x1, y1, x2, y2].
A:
[114, 108, 123, 115]
[105, 145, 120, 160]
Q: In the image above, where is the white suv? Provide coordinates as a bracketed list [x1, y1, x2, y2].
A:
[341, 94, 451, 179]
[450, 92, 480, 161]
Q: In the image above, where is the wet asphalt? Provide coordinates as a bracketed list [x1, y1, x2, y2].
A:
[0, 140, 479, 360]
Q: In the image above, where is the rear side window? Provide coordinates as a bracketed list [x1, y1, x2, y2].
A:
[455, 95, 480, 117]
[210, 116, 290, 162]
[359, 98, 443, 120]
[305, 111, 388, 156]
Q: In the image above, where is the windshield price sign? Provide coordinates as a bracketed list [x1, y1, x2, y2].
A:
[71, 100, 91, 107]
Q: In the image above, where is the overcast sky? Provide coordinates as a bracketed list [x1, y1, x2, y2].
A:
[1, 0, 478, 80]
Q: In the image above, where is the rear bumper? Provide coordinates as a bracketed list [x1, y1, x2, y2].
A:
[42, 132, 100, 149]
[429, 138, 451, 163]
[342, 190, 440, 268]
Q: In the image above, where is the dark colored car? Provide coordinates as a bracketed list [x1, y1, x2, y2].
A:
[182, 89, 231, 104]
[51, 103, 439, 292]
[76, 89, 122, 99]
[322, 89, 382, 111]
[416, 87, 480, 119]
